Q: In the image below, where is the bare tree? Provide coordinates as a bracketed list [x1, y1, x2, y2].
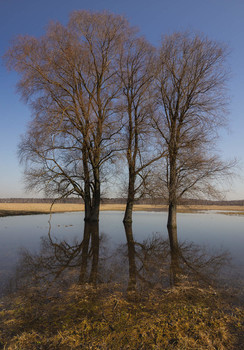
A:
[117, 37, 165, 223]
[5, 10, 132, 222]
[153, 32, 234, 252]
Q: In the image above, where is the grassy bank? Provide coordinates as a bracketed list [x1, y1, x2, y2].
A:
[0, 282, 243, 349]
[1, 203, 244, 217]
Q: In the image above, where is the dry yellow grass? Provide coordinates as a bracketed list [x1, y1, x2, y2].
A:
[0, 203, 84, 213]
[0, 203, 165, 213]
[102, 204, 244, 212]
[0, 202, 244, 215]
[101, 204, 168, 211]
[184, 204, 244, 212]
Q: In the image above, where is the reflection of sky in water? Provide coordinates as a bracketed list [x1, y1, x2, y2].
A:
[0, 211, 243, 279]
[101, 211, 244, 266]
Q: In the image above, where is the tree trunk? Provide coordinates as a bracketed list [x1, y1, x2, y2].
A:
[89, 174, 100, 222]
[83, 148, 92, 222]
[84, 200, 91, 222]
[167, 201, 179, 253]
[123, 200, 134, 223]
[89, 204, 100, 222]
[83, 166, 100, 223]
[84, 196, 100, 222]
[123, 172, 135, 223]
[167, 148, 179, 253]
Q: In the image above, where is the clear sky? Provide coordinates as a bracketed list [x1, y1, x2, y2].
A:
[1, 0, 244, 199]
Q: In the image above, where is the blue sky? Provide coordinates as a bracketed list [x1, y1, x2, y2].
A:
[1, 0, 244, 198]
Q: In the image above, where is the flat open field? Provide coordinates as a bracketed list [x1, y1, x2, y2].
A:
[0, 202, 244, 217]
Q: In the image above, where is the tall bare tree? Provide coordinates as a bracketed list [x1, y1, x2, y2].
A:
[117, 37, 165, 223]
[5, 11, 132, 222]
[153, 32, 233, 252]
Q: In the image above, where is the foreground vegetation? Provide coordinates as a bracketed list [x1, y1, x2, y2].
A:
[0, 281, 243, 350]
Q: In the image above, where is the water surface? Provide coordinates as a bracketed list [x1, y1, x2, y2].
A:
[0, 210, 243, 291]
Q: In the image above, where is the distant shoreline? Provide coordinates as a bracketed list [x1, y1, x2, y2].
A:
[1, 203, 244, 217]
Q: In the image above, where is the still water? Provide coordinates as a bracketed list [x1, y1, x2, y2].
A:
[0, 210, 243, 290]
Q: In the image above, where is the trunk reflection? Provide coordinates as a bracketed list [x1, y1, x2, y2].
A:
[123, 222, 136, 291]
[12, 226, 230, 295]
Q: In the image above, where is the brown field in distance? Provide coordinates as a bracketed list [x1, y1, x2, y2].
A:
[1, 202, 244, 216]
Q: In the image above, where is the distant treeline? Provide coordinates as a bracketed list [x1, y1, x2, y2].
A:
[0, 198, 84, 204]
[0, 197, 244, 206]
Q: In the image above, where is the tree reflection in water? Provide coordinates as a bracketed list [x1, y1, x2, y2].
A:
[11, 221, 231, 295]
[124, 223, 231, 291]
[13, 221, 100, 290]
